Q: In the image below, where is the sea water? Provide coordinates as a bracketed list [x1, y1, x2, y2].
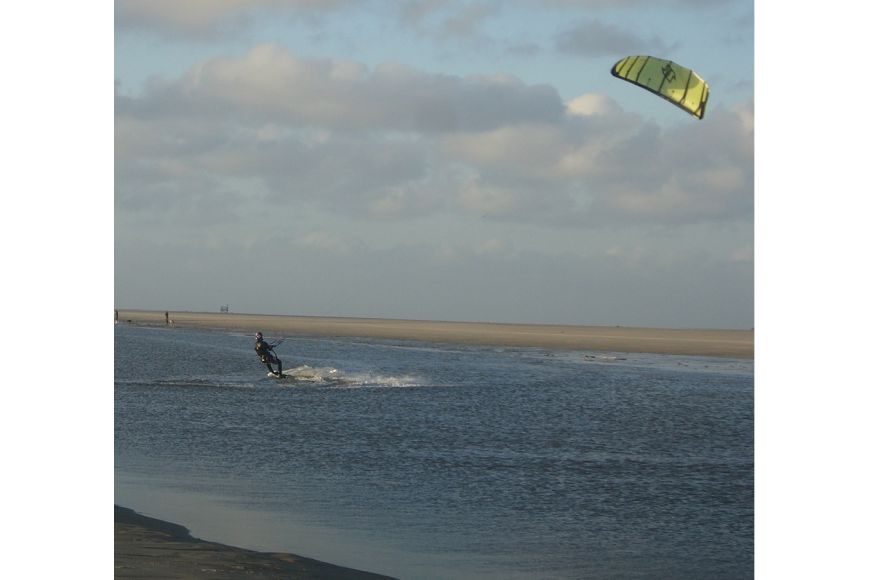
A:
[114, 324, 753, 579]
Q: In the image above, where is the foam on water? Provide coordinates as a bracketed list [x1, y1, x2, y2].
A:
[284, 364, 421, 388]
[338, 371, 421, 388]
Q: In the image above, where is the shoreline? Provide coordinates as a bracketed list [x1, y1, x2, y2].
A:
[114, 309, 753, 359]
[115, 505, 395, 579]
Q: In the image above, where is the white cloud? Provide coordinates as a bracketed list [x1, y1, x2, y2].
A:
[116, 0, 731, 40]
[115, 0, 350, 36]
[296, 231, 352, 253]
[120, 44, 563, 132]
[435, 2, 499, 41]
[475, 238, 508, 255]
[566, 94, 620, 117]
[605, 245, 647, 263]
[554, 19, 674, 57]
[439, 101, 753, 227]
[458, 182, 526, 215]
[440, 123, 569, 178]
[729, 246, 753, 263]
[524, 0, 726, 7]
[116, 45, 753, 233]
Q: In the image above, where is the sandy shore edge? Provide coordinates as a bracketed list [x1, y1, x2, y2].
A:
[115, 310, 753, 359]
[115, 505, 395, 580]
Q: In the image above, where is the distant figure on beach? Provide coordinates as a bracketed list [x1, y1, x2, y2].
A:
[255, 332, 283, 376]
[165, 311, 170, 325]
[115, 309, 119, 324]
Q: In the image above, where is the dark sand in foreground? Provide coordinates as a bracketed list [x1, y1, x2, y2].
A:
[115, 506, 395, 580]
[115, 310, 753, 358]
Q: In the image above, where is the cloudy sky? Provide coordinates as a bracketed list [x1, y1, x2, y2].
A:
[114, 0, 754, 329]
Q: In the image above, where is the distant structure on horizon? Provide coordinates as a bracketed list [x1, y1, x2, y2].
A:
[220, 305, 230, 313]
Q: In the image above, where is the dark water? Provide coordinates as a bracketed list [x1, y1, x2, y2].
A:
[114, 324, 753, 579]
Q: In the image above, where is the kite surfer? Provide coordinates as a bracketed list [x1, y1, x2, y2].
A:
[254, 332, 283, 376]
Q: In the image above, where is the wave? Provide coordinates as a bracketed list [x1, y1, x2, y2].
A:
[115, 366, 424, 391]
[115, 376, 258, 389]
[284, 365, 421, 388]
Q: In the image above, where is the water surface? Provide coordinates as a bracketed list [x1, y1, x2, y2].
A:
[115, 324, 753, 579]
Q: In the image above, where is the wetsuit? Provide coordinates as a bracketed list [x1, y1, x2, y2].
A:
[255, 338, 282, 375]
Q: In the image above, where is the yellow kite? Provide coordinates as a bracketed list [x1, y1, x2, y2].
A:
[611, 55, 710, 120]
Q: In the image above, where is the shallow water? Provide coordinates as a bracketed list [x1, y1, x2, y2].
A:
[115, 324, 753, 579]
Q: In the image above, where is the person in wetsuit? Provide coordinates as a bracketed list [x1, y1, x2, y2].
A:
[254, 332, 283, 376]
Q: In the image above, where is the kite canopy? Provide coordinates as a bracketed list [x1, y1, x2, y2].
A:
[611, 55, 710, 120]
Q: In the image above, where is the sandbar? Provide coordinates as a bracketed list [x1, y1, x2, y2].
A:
[115, 505, 395, 579]
[114, 310, 753, 359]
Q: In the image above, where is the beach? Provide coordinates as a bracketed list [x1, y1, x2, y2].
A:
[115, 309, 754, 359]
[115, 506, 395, 579]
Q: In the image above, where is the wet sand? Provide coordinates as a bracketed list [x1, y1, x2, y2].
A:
[115, 310, 753, 358]
[115, 506, 395, 579]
